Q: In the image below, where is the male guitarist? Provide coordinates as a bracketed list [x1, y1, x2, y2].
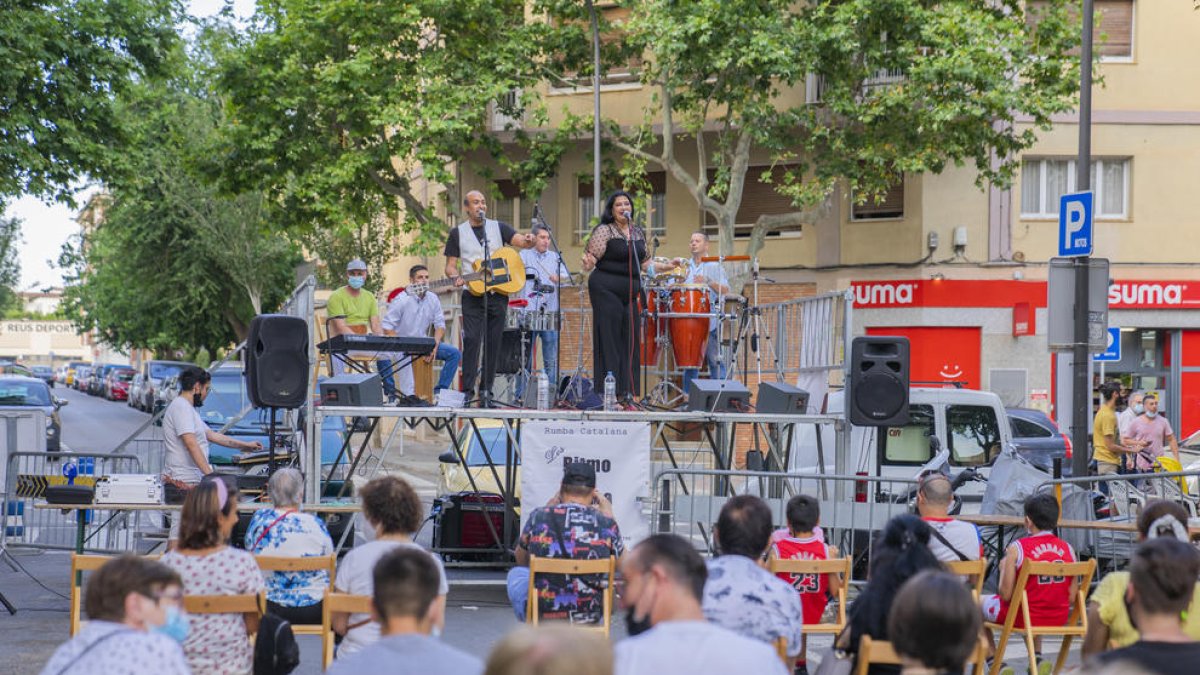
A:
[444, 190, 535, 402]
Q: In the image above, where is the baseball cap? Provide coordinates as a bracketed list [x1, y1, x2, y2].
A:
[346, 258, 368, 272]
[562, 461, 596, 488]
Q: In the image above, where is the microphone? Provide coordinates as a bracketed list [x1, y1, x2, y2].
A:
[476, 208, 486, 221]
[622, 210, 632, 221]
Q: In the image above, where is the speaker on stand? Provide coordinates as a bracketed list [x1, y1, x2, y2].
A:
[848, 336, 910, 427]
[245, 314, 310, 472]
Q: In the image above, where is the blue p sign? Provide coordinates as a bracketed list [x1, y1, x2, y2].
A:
[1059, 191, 1093, 257]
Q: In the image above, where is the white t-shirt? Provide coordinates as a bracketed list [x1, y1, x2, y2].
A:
[922, 516, 983, 563]
[333, 540, 450, 658]
[162, 395, 210, 483]
[615, 620, 789, 675]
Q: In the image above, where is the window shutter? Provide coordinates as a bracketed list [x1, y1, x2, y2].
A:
[703, 166, 803, 235]
[1096, 0, 1133, 58]
[495, 179, 522, 200]
[851, 181, 905, 220]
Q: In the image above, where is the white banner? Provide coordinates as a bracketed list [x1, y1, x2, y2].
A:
[521, 420, 651, 546]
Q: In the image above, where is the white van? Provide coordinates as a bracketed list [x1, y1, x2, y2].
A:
[790, 387, 1014, 503]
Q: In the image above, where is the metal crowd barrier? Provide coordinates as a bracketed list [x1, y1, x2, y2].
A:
[651, 467, 918, 580]
[2, 451, 153, 554]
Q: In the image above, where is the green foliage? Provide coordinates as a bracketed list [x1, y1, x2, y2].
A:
[0, 0, 181, 202]
[611, 0, 1082, 259]
[59, 34, 300, 355]
[0, 214, 22, 313]
[214, 0, 577, 251]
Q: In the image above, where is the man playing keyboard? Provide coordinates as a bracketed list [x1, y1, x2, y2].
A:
[381, 265, 462, 405]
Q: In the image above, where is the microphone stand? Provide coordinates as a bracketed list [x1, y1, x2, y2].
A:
[626, 211, 647, 407]
[473, 210, 493, 408]
[534, 203, 569, 402]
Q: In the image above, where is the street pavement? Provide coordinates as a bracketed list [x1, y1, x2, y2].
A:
[1, 387, 1078, 674]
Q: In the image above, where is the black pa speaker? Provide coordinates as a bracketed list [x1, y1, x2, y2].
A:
[319, 373, 383, 408]
[756, 382, 810, 415]
[848, 336, 910, 426]
[246, 314, 309, 409]
[687, 379, 751, 413]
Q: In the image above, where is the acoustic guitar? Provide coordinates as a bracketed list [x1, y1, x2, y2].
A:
[411, 247, 527, 297]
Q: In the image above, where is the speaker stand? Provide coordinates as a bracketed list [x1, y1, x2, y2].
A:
[268, 407, 278, 473]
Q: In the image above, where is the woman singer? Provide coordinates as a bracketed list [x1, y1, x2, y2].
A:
[581, 191, 680, 404]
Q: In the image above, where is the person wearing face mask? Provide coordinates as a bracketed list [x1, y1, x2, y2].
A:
[381, 264, 461, 406]
[615, 534, 788, 675]
[1125, 393, 1181, 471]
[39, 555, 191, 675]
[327, 258, 388, 396]
[1117, 390, 1145, 440]
[162, 476, 266, 675]
[161, 368, 261, 518]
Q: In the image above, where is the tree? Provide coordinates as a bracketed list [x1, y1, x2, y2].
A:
[0, 0, 180, 202]
[0, 214, 22, 312]
[214, 0, 578, 253]
[603, 0, 1081, 262]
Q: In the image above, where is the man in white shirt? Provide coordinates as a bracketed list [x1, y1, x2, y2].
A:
[40, 555, 190, 675]
[1117, 390, 1145, 440]
[915, 473, 983, 564]
[514, 226, 571, 403]
[381, 265, 461, 405]
[616, 534, 788, 675]
[161, 367, 260, 499]
[681, 232, 731, 394]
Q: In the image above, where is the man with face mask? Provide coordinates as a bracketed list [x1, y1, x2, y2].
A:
[40, 555, 190, 675]
[616, 534, 788, 675]
[1126, 393, 1181, 470]
[382, 265, 462, 405]
[327, 259, 386, 387]
[1117, 390, 1145, 440]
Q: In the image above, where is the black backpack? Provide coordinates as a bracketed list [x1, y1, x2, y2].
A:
[254, 613, 300, 675]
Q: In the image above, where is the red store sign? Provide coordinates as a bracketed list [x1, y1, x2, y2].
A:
[851, 279, 1200, 310]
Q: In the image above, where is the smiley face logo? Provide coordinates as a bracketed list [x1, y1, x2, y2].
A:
[939, 363, 963, 379]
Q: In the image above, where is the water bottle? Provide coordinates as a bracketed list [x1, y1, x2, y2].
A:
[536, 370, 550, 411]
[603, 371, 617, 411]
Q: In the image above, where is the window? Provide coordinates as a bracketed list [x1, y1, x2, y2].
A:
[493, 179, 537, 229]
[702, 166, 805, 239]
[882, 404, 935, 464]
[576, 174, 666, 243]
[1027, 0, 1134, 60]
[947, 405, 1002, 467]
[555, 4, 642, 90]
[851, 179, 905, 221]
[1011, 417, 1054, 439]
[1020, 157, 1128, 219]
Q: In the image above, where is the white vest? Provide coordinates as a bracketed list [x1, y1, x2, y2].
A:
[456, 219, 502, 266]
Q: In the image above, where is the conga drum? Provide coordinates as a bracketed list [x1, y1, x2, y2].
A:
[639, 290, 661, 366]
[669, 285, 710, 368]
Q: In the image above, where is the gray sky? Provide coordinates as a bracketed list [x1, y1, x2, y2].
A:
[7, 0, 256, 290]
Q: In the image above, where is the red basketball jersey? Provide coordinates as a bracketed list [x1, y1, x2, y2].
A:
[773, 534, 832, 624]
[998, 531, 1076, 627]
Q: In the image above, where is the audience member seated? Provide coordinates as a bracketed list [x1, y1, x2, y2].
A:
[772, 494, 843, 673]
[162, 475, 266, 675]
[702, 495, 803, 660]
[843, 514, 942, 675]
[1089, 538, 1200, 675]
[507, 462, 623, 624]
[888, 570, 982, 675]
[615, 533, 788, 675]
[326, 548, 481, 675]
[915, 473, 982, 563]
[40, 555, 190, 675]
[1084, 500, 1200, 658]
[484, 625, 613, 675]
[244, 467, 335, 626]
[981, 492, 1077, 670]
[333, 475, 448, 659]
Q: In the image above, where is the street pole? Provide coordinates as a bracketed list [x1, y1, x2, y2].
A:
[1071, 0, 1095, 481]
[586, 0, 602, 220]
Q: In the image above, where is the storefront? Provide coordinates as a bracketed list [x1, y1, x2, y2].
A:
[849, 278, 1200, 441]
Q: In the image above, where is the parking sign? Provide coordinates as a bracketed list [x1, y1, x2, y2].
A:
[1059, 191, 1093, 257]
[1095, 327, 1121, 362]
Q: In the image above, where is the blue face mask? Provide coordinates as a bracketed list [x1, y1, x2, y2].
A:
[347, 276, 366, 290]
[1133, 404, 1145, 415]
[153, 605, 190, 644]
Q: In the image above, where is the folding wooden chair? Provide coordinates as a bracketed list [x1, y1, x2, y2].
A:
[855, 635, 901, 675]
[773, 637, 790, 667]
[69, 554, 113, 636]
[985, 559, 1096, 675]
[766, 556, 850, 635]
[183, 591, 265, 649]
[321, 592, 374, 669]
[526, 555, 617, 636]
[945, 558, 988, 601]
[255, 554, 337, 636]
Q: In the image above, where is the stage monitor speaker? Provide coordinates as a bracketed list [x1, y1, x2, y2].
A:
[320, 373, 383, 408]
[848, 336, 910, 426]
[756, 382, 810, 415]
[687, 379, 751, 413]
[246, 314, 309, 409]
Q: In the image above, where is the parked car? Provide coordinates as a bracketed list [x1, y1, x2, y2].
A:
[127, 374, 146, 409]
[105, 368, 137, 401]
[30, 365, 56, 388]
[437, 419, 521, 502]
[0, 376, 66, 451]
[63, 361, 89, 387]
[88, 364, 129, 396]
[141, 360, 195, 414]
[153, 374, 181, 412]
[72, 366, 91, 392]
[0, 360, 34, 377]
[1006, 407, 1072, 475]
